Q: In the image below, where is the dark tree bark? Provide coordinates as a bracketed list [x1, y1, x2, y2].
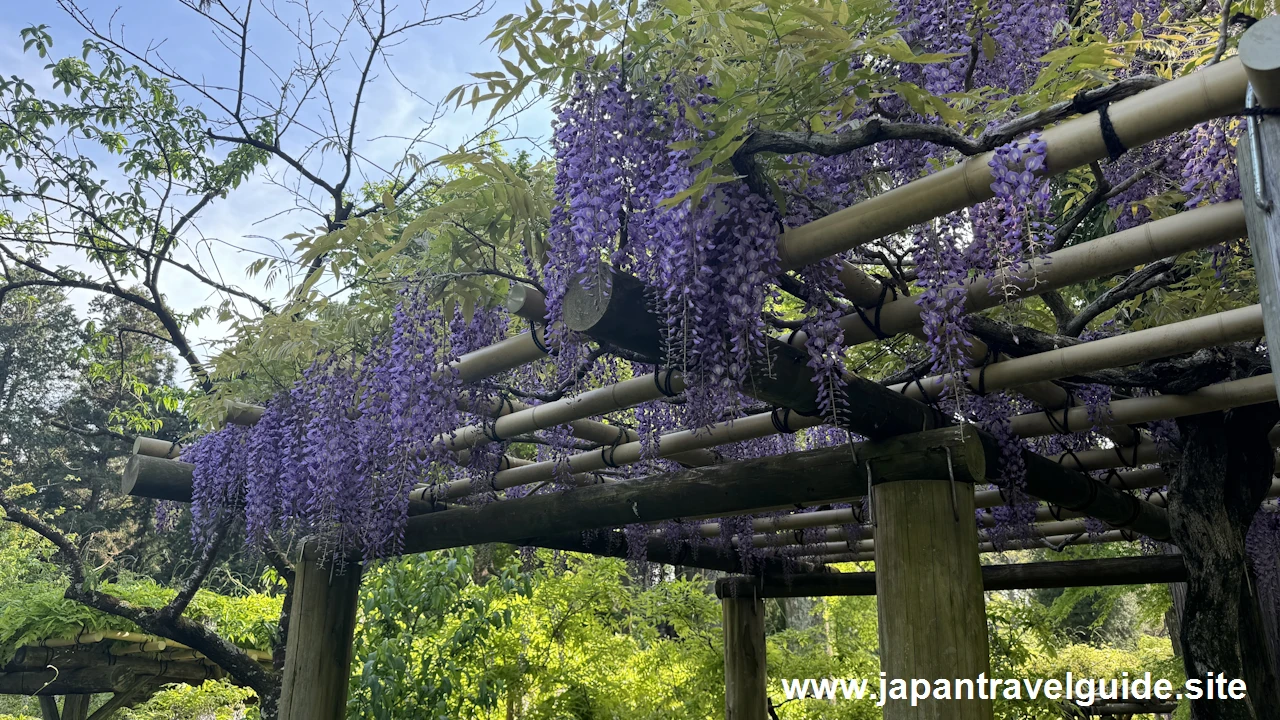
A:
[1167, 402, 1280, 719]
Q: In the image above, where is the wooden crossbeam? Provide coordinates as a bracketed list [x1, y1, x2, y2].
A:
[528, 529, 823, 576]
[399, 427, 985, 554]
[714, 555, 1187, 598]
[562, 267, 1170, 540]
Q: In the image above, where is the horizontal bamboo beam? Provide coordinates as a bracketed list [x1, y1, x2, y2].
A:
[1241, 15, 1280, 107]
[399, 427, 985, 553]
[403, 422, 1171, 552]
[702, 456, 1270, 547]
[825, 529, 1135, 562]
[893, 305, 1265, 402]
[1011, 374, 1277, 438]
[782, 495, 1277, 560]
[714, 555, 1187, 597]
[826, 201, 1248, 346]
[775, 57, 1249, 271]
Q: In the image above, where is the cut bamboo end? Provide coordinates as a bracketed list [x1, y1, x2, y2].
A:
[504, 283, 547, 323]
[224, 399, 265, 426]
[1241, 15, 1280, 107]
[133, 436, 182, 459]
[122, 454, 195, 502]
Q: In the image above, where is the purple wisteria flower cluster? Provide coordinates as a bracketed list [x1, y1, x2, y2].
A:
[543, 66, 780, 426]
[180, 287, 510, 565]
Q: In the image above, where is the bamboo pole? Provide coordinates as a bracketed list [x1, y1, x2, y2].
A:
[133, 436, 181, 460]
[437, 370, 688, 454]
[422, 358, 1259, 504]
[830, 201, 1247, 346]
[785, 495, 1279, 559]
[825, 529, 1134, 562]
[1011, 374, 1277, 438]
[780, 490, 1280, 561]
[1241, 16, 1280, 108]
[692, 465, 1280, 543]
[38, 633, 104, 648]
[427, 405, 819, 499]
[775, 58, 1250, 271]
[504, 283, 547, 324]
[891, 305, 1265, 401]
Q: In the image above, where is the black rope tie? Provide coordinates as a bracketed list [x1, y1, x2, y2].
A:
[851, 300, 891, 341]
[975, 342, 1000, 397]
[1146, 488, 1167, 507]
[482, 395, 516, 443]
[1116, 492, 1146, 530]
[531, 325, 552, 355]
[600, 426, 628, 468]
[1115, 440, 1140, 469]
[1239, 106, 1280, 117]
[482, 419, 504, 443]
[771, 407, 796, 434]
[785, 329, 804, 346]
[1048, 504, 1065, 522]
[1057, 448, 1083, 471]
[899, 372, 941, 415]
[653, 367, 679, 397]
[1044, 392, 1076, 435]
[1098, 103, 1129, 161]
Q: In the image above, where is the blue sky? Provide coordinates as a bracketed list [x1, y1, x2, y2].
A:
[1, 0, 551, 365]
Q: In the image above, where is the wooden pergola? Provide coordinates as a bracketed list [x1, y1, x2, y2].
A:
[118, 17, 1280, 720]
[0, 630, 272, 720]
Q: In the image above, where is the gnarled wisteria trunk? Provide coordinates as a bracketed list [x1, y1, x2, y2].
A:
[1166, 404, 1280, 720]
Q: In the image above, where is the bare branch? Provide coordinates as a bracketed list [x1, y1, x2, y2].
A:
[1064, 257, 1183, 337]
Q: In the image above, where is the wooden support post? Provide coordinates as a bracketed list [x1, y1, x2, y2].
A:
[277, 549, 362, 720]
[722, 595, 767, 720]
[60, 695, 90, 720]
[873, 479, 992, 720]
[1240, 14, 1280, 405]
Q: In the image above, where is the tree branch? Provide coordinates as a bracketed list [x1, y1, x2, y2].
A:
[735, 75, 1166, 169]
[0, 495, 278, 708]
[1064, 257, 1182, 337]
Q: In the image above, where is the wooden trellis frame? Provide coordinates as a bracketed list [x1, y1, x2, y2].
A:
[111, 17, 1280, 720]
[0, 631, 272, 720]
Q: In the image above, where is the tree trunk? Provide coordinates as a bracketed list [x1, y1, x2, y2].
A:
[1167, 405, 1280, 719]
